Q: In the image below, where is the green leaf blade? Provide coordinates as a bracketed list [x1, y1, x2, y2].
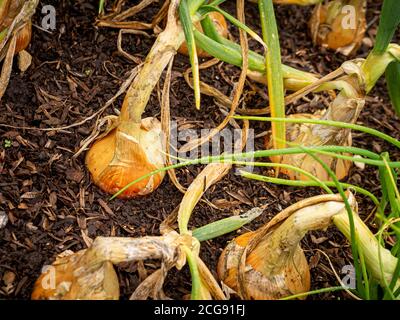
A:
[179, 0, 201, 109]
[373, 0, 400, 54]
[386, 61, 400, 116]
[258, 0, 286, 150]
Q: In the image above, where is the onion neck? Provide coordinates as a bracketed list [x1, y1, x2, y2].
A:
[80, 233, 181, 267]
[119, 0, 207, 124]
[310, 44, 400, 143]
[251, 200, 350, 276]
[362, 44, 400, 94]
[120, 25, 184, 124]
[333, 213, 399, 292]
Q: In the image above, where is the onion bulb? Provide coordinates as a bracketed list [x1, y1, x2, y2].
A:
[218, 193, 357, 300]
[85, 1, 186, 198]
[266, 89, 364, 181]
[86, 117, 165, 199]
[309, 0, 366, 56]
[31, 248, 120, 300]
[264, 45, 400, 181]
[32, 233, 186, 300]
[178, 11, 228, 58]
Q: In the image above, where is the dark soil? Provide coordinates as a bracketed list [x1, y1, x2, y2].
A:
[0, 0, 399, 300]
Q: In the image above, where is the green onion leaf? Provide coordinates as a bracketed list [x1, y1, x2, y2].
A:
[192, 207, 264, 242]
[385, 61, 400, 116]
[258, 0, 286, 151]
[373, 0, 400, 54]
[179, 0, 201, 109]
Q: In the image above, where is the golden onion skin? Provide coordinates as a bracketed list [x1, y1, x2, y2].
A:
[309, 0, 366, 56]
[217, 231, 310, 300]
[15, 22, 32, 53]
[0, 0, 24, 29]
[0, 0, 33, 52]
[178, 11, 228, 58]
[264, 112, 353, 181]
[86, 117, 165, 199]
[31, 250, 119, 300]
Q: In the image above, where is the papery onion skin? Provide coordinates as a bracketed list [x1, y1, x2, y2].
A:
[217, 231, 310, 300]
[309, 0, 366, 56]
[31, 250, 120, 300]
[218, 195, 356, 300]
[0, 0, 33, 53]
[264, 106, 359, 181]
[15, 22, 32, 53]
[0, 0, 24, 29]
[178, 11, 228, 58]
[86, 117, 165, 199]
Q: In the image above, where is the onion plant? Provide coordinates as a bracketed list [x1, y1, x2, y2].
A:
[217, 191, 399, 299]
[86, 0, 206, 198]
[217, 192, 357, 299]
[259, 0, 400, 181]
[186, 0, 399, 181]
[88, 0, 325, 198]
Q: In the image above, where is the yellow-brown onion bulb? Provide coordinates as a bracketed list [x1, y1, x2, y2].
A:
[265, 77, 364, 181]
[0, 0, 33, 53]
[31, 249, 119, 300]
[266, 112, 353, 181]
[86, 117, 165, 199]
[218, 193, 357, 300]
[217, 231, 310, 300]
[309, 0, 366, 56]
[32, 233, 185, 300]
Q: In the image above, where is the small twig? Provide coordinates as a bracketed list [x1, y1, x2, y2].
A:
[117, 29, 150, 64]
[314, 249, 362, 300]
[161, 57, 186, 193]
